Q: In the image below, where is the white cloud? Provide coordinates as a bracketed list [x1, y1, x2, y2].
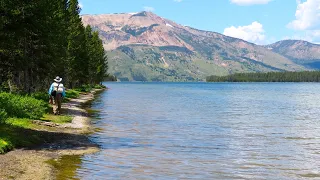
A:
[174, 0, 183, 2]
[143, 6, 155, 12]
[285, 30, 320, 43]
[287, 0, 320, 30]
[223, 21, 266, 44]
[230, 0, 273, 5]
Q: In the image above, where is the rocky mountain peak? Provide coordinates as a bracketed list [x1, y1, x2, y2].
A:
[81, 12, 313, 81]
[269, 40, 319, 48]
[266, 40, 320, 67]
[130, 11, 156, 18]
[82, 12, 190, 50]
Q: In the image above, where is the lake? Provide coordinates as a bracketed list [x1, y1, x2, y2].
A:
[73, 82, 320, 179]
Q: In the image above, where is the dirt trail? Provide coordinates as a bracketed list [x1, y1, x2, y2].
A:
[0, 89, 104, 180]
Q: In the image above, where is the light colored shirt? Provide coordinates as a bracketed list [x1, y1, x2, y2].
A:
[48, 82, 66, 97]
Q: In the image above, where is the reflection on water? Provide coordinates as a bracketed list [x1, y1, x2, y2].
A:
[75, 83, 320, 179]
[47, 155, 82, 180]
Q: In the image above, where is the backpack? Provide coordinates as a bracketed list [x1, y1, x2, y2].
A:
[51, 83, 60, 97]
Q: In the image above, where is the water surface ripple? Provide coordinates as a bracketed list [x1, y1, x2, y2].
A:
[76, 83, 320, 179]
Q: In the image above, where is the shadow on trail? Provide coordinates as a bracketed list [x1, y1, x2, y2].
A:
[0, 123, 97, 153]
[61, 108, 87, 117]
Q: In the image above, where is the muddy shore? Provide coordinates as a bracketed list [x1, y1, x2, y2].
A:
[0, 89, 104, 180]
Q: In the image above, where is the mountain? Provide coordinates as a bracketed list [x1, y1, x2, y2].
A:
[82, 12, 306, 81]
[266, 40, 320, 69]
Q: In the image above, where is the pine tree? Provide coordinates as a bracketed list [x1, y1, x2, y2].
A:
[1, 0, 108, 92]
[84, 26, 108, 84]
[67, 0, 89, 87]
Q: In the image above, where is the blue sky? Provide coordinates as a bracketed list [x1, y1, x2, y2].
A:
[79, 0, 320, 44]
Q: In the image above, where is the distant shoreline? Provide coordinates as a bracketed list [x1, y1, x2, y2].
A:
[206, 71, 320, 82]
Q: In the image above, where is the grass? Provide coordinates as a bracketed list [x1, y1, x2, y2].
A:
[5, 118, 36, 128]
[65, 89, 80, 99]
[0, 119, 43, 154]
[0, 114, 73, 154]
[0, 137, 13, 154]
[41, 114, 72, 124]
[0, 115, 72, 154]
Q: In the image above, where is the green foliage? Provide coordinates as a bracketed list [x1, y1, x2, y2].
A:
[65, 89, 80, 98]
[4, 118, 35, 129]
[75, 84, 92, 92]
[1, 0, 108, 92]
[206, 71, 320, 82]
[0, 93, 46, 119]
[31, 92, 49, 102]
[105, 74, 117, 82]
[108, 45, 228, 81]
[93, 84, 106, 89]
[85, 27, 108, 85]
[67, 0, 90, 87]
[0, 121, 44, 154]
[0, 109, 7, 123]
[0, 138, 13, 154]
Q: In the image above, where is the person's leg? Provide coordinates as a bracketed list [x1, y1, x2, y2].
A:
[57, 94, 62, 115]
[53, 96, 58, 115]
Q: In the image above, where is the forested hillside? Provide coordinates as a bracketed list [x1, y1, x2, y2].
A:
[1, 0, 108, 93]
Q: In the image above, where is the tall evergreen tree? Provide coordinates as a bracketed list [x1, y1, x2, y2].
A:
[93, 32, 108, 84]
[67, 0, 89, 87]
[1, 0, 108, 92]
[84, 26, 108, 84]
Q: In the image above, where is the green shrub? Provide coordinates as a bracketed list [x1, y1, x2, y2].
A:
[0, 93, 46, 119]
[75, 84, 92, 92]
[75, 84, 106, 92]
[65, 89, 80, 99]
[0, 109, 7, 122]
[31, 92, 49, 102]
[93, 84, 106, 89]
[0, 138, 13, 154]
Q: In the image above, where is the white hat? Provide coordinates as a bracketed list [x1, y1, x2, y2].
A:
[54, 76, 62, 83]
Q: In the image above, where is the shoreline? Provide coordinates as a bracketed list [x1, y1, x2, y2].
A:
[0, 89, 104, 180]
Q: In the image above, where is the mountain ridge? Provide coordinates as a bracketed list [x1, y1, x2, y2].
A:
[265, 40, 320, 69]
[82, 12, 314, 81]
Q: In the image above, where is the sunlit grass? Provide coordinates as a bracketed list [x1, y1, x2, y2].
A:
[41, 114, 72, 124]
[65, 89, 80, 99]
[0, 138, 13, 154]
[0, 120, 42, 154]
[4, 118, 35, 129]
[0, 115, 72, 153]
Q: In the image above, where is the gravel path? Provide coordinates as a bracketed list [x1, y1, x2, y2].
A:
[62, 91, 95, 129]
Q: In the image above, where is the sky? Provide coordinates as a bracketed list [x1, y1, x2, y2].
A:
[79, 0, 320, 45]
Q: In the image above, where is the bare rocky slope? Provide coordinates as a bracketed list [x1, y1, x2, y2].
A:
[82, 11, 308, 81]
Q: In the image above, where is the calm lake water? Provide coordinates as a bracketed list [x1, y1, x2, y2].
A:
[74, 82, 320, 179]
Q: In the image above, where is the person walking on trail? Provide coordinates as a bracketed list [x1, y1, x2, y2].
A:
[48, 76, 66, 115]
